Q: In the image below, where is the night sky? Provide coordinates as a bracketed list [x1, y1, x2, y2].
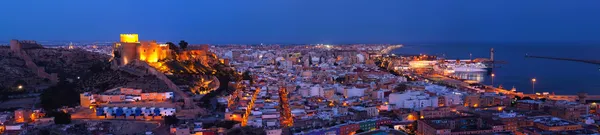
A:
[1, 0, 600, 44]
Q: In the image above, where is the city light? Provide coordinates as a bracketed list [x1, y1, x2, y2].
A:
[532, 78, 537, 94]
[3, 24, 592, 135]
[491, 73, 495, 87]
[120, 34, 139, 43]
[407, 114, 417, 121]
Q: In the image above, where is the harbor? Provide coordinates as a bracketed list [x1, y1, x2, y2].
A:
[383, 45, 600, 103]
[390, 44, 600, 95]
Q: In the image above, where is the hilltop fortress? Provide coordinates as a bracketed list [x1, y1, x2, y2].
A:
[112, 34, 213, 67]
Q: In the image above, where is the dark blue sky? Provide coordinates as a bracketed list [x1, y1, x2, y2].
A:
[1, 0, 600, 44]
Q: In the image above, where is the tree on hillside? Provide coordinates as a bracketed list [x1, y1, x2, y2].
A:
[41, 82, 80, 111]
[242, 71, 252, 80]
[335, 77, 345, 84]
[166, 42, 178, 51]
[179, 40, 189, 50]
[52, 111, 72, 124]
[113, 51, 121, 58]
[166, 42, 180, 59]
[242, 71, 253, 85]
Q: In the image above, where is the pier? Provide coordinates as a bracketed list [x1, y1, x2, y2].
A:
[525, 55, 600, 65]
[380, 45, 403, 54]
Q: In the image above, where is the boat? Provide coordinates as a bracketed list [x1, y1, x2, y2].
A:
[436, 63, 487, 72]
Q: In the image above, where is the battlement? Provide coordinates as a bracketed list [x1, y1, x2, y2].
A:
[120, 34, 139, 43]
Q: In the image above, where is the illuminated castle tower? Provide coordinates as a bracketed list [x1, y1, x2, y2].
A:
[138, 41, 171, 63]
[113, 34, 171, 65]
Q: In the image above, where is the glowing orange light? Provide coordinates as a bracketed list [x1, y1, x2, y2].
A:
[120, 34, 139, 43]
[407, 114, 417, 121]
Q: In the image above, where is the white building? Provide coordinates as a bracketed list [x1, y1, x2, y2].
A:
[309, 85, 324, 97]
[439, 93, 463, 106]
[388, 90, 438, 110]
[160, 108, 176, 116]
[424, 84, 464, 106]
[163, 92, 174, 99]
[299, 88, 309, 97]
[340, 87, 366, 98]
[366, 106, 379, 117]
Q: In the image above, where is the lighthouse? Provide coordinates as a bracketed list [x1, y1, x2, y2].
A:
[490, 48, 495, 61]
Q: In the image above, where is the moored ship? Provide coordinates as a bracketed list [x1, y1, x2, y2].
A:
[436, 63, 488, 73]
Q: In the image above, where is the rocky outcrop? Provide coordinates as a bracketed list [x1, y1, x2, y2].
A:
[0, 48, 44, 88]
[11, 48, 58, 83]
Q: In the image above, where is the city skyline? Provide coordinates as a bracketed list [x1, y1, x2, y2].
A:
[2, 0, 600, 44]
[2, 1, 600, 135]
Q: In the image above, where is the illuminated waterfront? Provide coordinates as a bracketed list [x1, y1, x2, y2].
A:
[392, 44, 600, 94]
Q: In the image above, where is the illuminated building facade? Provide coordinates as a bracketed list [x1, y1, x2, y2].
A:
[113, 34, 171, 65]
[14, 109, 32, 123]
[80, 87, 174, 106]
[112, 34, 215, 69]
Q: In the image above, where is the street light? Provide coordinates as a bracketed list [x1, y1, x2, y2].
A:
[491, 73, 495, 87]
[531, 78, 536, 94]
